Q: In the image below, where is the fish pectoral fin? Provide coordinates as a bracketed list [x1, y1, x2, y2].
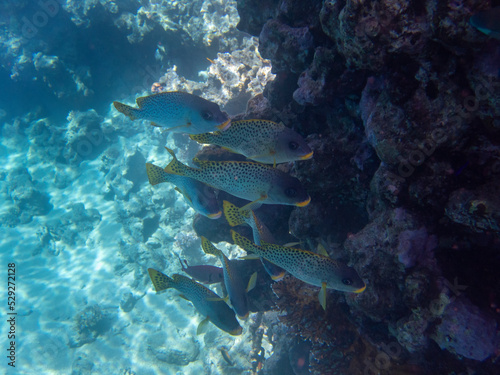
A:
[246, 272, 258, 293]
[174, 187, 193, 204]
[151, 122, 162, 127]
[197, 317, 210, 335]
[240, 199, 263, 212]
[317, 244, 330, 257]
[216, 118, 232, 131]
[282, 242, 300, 247]
[318, 282, 327, 311]
[178, 294, 190, 301]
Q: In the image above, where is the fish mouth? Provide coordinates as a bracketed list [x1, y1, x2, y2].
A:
[300, 151, 314, 160]
[354, 284, 366, 293]
[207, 211, 222, 219]
[295, 196, 311, 207]
[229, 326, 243, 336]
[216, 119, 232, 131]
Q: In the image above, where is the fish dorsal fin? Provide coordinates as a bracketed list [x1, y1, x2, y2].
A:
[191, 157, 212, 168]
[136, 95, 149, 108]
[201, 236, 221, 258]
[231, 230, 262, 254]
[174, 187, 193, 204]
[189, 132, 218, 144]
[246, 272, 258, 293]
[317, 244, 330, 258]
[318, 282, 327, 311]
[223, 200, 247, 227]
[197, 317, 210, 335]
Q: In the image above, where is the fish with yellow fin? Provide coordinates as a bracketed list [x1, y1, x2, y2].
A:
[146, 163, 221, 219]
[190, 119, 313, 164]
[148, 269, 242, 335]
[146, 147, 311, 207]
[113, 92, 230, 134]
[201, 236, 257, 319]
[231, 230, 366, 310]
[223, 200, 285, 281]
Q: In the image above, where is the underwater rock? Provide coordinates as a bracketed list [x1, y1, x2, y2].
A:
[320, 0, 430, 71]
[147, 332, 200, 366]
[259, 19, 313, 74]
[290, 132, 376, 242]
[445, 181, 500, 233]
[432, 297, 498, 361]
[70, 305, 112, 348]
[63, 110, 108, 165]
[345, 208, 437, 321]
[236, 0, 280, 36]
[3, 167, 52, 225]
[393, 308, 430, 353]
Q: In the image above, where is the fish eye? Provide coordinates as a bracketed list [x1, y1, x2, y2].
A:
[288, 141, 299, 150]
[285, 187, 297, 197]
[342, 278, 353, 286]
[201, 110, 213, 121]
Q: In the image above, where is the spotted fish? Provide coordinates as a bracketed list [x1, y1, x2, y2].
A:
[176, 254, 224, 284]
[223, 200, 285, 281]
[201, 237, 257, 319]
[231, 230, 366, 310]
[147, 269, 242, 335]
[146, 163, 221, 219]
[113, 92, 230, 134]
[146, 147, 311, 206]
[190, 119, 313, 164]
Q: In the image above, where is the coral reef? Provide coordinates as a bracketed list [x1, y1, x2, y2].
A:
[432, 296, 498, 361]
[232, 1, 500, 373]
[153, 35, 275, 115]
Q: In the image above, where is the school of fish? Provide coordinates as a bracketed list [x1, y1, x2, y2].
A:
[114, 91, 366, 336]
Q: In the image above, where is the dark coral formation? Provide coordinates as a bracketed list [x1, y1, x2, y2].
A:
[234, 0, 500, 373]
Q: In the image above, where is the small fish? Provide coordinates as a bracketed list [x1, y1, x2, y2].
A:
[201, 237, 257, 319]
[146, 147, 311, 207]
[146, 163, 221, 219]
[223, 200, 285, 281]
[470, 7, 500, 39]
[231, 230, 366, 310]
[219, 346, 234, 366]
[190, 119, 313, 164]
[176, 254, 224, 284]
[148, 269, 242, 335]
[113, 92, 231, 134]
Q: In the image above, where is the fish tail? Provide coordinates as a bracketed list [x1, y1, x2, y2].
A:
[201, 236, 222, 257]
[223, 200, 247, 227]
[164, 147, 189, 177]
[146, 163, 170, 185]
[113, 101, 139, 120]
[148, 268, 174, 293]
[231, 230, 260, 254]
